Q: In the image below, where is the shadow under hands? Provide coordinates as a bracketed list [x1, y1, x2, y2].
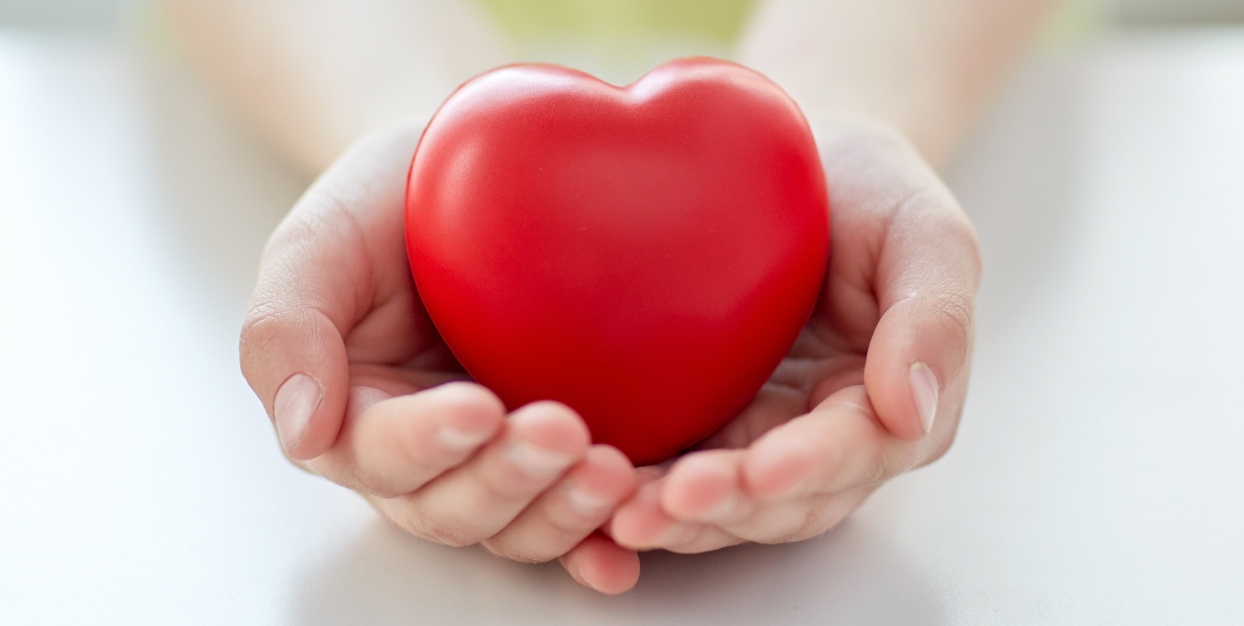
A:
[292, 517, 943, 626]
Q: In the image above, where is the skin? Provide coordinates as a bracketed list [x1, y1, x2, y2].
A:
[184, 0, 1052, 598]
[740, 0, 1054, 168]
[160, 0, 1052, 173]
[240, 118, 980, 593]
[606, 122, 980, 555]
[241, 126, 644, 592]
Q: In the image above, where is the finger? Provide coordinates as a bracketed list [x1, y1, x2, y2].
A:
[559, 534, 641, 595]
[240, 127, 425, 460]
[656, 450, 811, 544]
[481, 445, 637, 563]
[306, 382, 505, 497]
[611, 480, 741, 554]
[374, 401, 590, 547]
[659, 450, 750, 522]
[712, 488, 877, 545]
[812, 126, 980, 441]
[741, 385, 921, 500]
[657, 450, 789, 544]
[858, 143, 980, 441]
[659, 430, 883, 544]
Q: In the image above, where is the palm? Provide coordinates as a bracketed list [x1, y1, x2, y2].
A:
[250, 123, 978, 587]
[308, 134, 472, 404]
[695, 321, 867, 454]
[686, 167, 901, 457]
[605, 126, 979, 556]
[340, 281, 467, 403]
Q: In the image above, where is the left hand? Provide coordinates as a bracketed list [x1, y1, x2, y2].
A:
[601, 122, 981, 559]
[239, 126, 641, 595]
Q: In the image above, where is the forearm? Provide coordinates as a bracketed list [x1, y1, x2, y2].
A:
[738, 0, 1053, 168]
[159, 0, 507, 173]
[162, 0, 1051, 173]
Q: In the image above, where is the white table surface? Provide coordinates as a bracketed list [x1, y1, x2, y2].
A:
[2, 29, 1242, 625]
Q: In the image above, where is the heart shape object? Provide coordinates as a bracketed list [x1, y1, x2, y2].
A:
[406, 58, 829, 465]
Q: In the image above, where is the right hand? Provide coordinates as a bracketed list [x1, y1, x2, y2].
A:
[239, 125, 641, 594]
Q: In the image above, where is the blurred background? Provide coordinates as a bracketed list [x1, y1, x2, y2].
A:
[4, 0, 1242, 174]
[3, 0, 1243, 33]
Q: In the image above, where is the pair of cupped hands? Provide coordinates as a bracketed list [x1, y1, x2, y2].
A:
[240, 121, 980, 595]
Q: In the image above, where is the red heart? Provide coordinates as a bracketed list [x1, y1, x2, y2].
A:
[406, 58, 829, 465]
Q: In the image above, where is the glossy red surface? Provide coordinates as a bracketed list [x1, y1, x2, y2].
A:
[406, 58, 829, 464]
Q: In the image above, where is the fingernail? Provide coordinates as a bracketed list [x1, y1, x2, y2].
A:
[909, 362, 940, 434]
[274, 373, 322, 450]
[508, 439, 575, 479]
[698, 491, 739, 523]
[575, 564, 598, 591]
[436, 426, 491, 453]
[565, 482, 612, 518]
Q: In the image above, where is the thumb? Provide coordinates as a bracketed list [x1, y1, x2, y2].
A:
[863, 179, 981, 442]
[239, 176, 372, 461]
[240, 127, 421, 460]
[240, 300, 351, 461]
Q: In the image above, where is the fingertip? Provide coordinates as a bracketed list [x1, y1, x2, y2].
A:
[243, 308, 350, 462]
[609, 481, 676, 549]
[576, 445, 639, 498]
[508, 401, 592, 456]
[355, 383, 504, 458]
[586, 444, 636, 472]
[553, 446, 639, 521]
[426, 382, 507, 441]
[278, 373, 350, 462]
[432, 381, 506, 412]
[864, 297, 959, 441]
[661, 453, 740, 520]
[561, 535, 640, 595]
[274, 372, 324, 460]
[742, 420, 830, 500]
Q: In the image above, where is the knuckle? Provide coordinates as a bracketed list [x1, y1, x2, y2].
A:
[545, 507, 596, 537]
[931, 290, 974, 342]
[307, 458, 394, 498]
[926, 291, 975, 378]
[859, 456, 894, 488]
[760, 494, 859, 545]
[364, 495, 481, 547]
[238, 306, 283, 369]
[478, 458, 551, 501]
[749, 505, 827, 545]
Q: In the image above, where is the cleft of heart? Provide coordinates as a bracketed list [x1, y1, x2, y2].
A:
[406, 58, 830, 465]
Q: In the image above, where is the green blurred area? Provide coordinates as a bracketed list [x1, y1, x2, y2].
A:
[4, 0, 1242, 38]
[473, 0, 756, 43]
